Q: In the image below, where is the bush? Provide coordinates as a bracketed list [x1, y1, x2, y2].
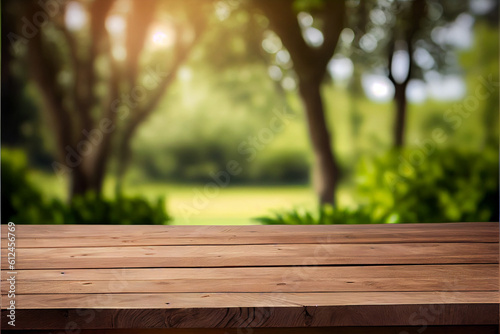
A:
[13, 192, 170, 225]
[1, 148, 43, 223]
[255, 204, 399, 225]
[256, 147, 498, 225]
[355, 147, 499, 223]
[2, 148, 170, 224]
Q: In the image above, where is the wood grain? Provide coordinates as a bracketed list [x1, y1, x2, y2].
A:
[1, 223, 498, 330]
[2, 242, 497, 269]
[4, 264, 496, 281]
[2, 304, 498, 329]
[2, 265, 497, 294]
[2, 327, 499, 334]
[2, 222, 498, 247]
[2, 292, 497, 309]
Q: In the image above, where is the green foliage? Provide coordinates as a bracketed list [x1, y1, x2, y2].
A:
[136, 138, 310, 184]
[2, 148, 170, 224]
[255, 204, 398, 225]
[293, 0, 325, 12]
[257, 147, 498, 225]
[459, 22, 499, 146]
[1, 148, 42, 223]
[132, 58, 311, 185]
[355, 148, 499, 223]
[247, 149, 310, 184]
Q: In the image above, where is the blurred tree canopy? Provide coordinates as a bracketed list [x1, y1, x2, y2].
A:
[345, 0, 498, 148]
[4, 0, 211, 199]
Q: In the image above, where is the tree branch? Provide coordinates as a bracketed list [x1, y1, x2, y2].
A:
[253, 0, 343, 82]
[114, 4, 210, 189]
[125, 0, 158, 88]
[316, 0, 345, 66]
[58, 7, 93, 133]
[27, 7, 74, 158]
[253, 0, 314, 78]
[86, 0, 115, 115]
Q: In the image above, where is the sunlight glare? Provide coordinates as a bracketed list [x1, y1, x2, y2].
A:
[65, 2, 87, 31]
[372, 82, 389, 97]
[328, 56, 354, 82]
[303, 27, 324, 47]
[297, 12, 313, 27]
[153, 31, 167, 44]
[106, 15, 126, 36]
[406, 79, 427, 103]
[150, 25, 176, 48]
[391, 49, 410, 84]
[362, 74, 394, 102]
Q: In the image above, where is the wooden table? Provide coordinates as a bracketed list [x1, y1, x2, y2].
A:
[1, 222, 499, 333]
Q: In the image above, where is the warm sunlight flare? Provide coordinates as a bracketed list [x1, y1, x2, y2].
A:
[150, 25, 176, 48]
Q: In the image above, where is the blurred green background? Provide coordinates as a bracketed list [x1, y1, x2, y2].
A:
[2, 0, 498, 225]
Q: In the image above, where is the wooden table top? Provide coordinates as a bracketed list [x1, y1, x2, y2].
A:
[1, 222, 499, 331]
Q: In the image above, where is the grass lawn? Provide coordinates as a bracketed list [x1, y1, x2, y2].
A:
[29, 171, 357, 225]
[27, 171, 357, 225]
[164, 185, 318, 225]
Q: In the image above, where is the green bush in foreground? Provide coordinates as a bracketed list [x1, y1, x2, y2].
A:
[2, 148, 170, 224]
[356, 147, 499, 223]
[257, 148, 499, 225]
[254, 205, 398, 225]
[11, 192, 169, 225]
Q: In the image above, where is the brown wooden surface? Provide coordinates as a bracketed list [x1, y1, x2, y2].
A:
[2, 326, 499, 334]
[2, 243, 498, 268]
[1, 222, 499, 330]
[1, 291, 496, 309]
[1, 222, 498, 247]
[2, 265, 497, 293]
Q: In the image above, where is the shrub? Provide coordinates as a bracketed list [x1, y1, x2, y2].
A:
[355, 147, 499, 223]
[2, 148, 170, 224]
[1, 148, 45, 223]
[256, 147, 498, 225]
[255, 204, 399, 225]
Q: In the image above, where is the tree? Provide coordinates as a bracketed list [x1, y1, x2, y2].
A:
[347, 0, 471, 148]
[252, 0, 345, 205]
[386, 0, 426, 148]
[9, 0, 207, 199]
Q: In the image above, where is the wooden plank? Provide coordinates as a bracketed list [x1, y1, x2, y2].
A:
[2, 326, 499, 334]
[2, 223, 498, 247]
[2, 265, 497, 294]
[1, 223, 497, 330]
[2, 304, 498, 329]
[7, 276, 494, 294]
[4, 264, 497, 281]
[1, 243, 497, 269]
[2, 292, 497, 309]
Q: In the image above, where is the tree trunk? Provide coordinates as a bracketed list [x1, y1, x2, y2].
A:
[68, 135, 113, 199]
[70, 166, 93, 199]
[115, 129, 135, 195]
[299, 79, 340, 205]
[251, 0, 345, 206]
[393, 82, 407, 148]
